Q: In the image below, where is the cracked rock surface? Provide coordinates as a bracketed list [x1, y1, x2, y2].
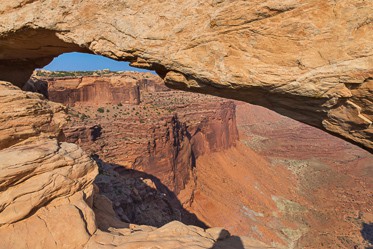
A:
[0, 82, 271, 248]
[0, 0, 372, 150]
[0, 81, 98, 248]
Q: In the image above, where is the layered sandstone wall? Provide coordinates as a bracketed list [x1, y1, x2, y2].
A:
[0, 81, 98, 248]
[43, 74, 240, 195]
[37, 73, 299, 246]
[0, 79, 267, 249]
[20, 72, 373, 248]
[31, 73, 240, 230]
[24, 72, 167, 107]
[49, 77, 140, 106]
[0, 0, 372, 150]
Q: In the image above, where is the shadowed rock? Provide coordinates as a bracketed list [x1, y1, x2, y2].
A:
[0, 80, 271, 248]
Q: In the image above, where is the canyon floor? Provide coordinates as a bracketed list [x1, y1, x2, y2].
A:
[35, 72, 372, 248]
[236, 103, 373, 248]
[1, 2, 372, 247]
[2, 71, 371, 249]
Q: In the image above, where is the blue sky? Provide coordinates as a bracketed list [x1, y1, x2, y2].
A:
[43, 52, 153, 73]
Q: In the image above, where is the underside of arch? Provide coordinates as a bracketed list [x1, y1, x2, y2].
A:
[0, 0, 372, 151]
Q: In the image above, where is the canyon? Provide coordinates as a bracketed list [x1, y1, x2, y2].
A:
[235, 103, 373, 248]
[1, 77, 272, 249]
[0, 0, 372, 150]
[14, 72, 372, 248]
[0, 1, 372, 248]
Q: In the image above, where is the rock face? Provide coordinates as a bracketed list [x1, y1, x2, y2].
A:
[54, 73, 299, 246]
[46, 74, 142, 106]
[34, 72, 373, 248]
[47, 74, 239, 196]
[24, 72, 166, 107]
[0, 81, 98, 248]
[0, 79, 268, 249]
[9, 70, 372, 248]
[10, 69, 373, 248]
[86, 220, 272, 249]
[0, 0, 372, 150]
[39, 73, 241, 230]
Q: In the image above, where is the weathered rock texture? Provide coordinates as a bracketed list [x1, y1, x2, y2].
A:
[48, 74, 138, 106]
[49, 74, 297, 246]
[0, 0, 372, 150]
[43, 73, 373, 248]
[0, 81, 98, 248]
[45, 74, 239, 197]
[0, 80, 270, 249]
[25, 72, 166, 107]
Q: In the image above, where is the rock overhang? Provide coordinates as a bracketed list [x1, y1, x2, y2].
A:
[0, 0, 372, 151]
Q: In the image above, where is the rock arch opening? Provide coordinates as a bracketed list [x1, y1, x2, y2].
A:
[0, 29, 90, 87]
[23, 52, 226, 230]
[0, 28, 169, 89]
[0, 25, 371, 151]
[24, 52, 157, 105]
[23, 50, 373, 243]
[41, 52, 156, 73]
[0, 2, 372, 247]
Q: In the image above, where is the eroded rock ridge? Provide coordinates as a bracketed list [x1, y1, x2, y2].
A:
[0, 80, 269, 249]
[0, 0, 372, 150]
[27, 72, 373, 248]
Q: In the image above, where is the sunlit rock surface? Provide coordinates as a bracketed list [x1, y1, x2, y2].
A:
[0, 81, 98, 248]
[0, 80, 269, 249]
[36, 73, 373, 248]
[0, 0, 372, 150]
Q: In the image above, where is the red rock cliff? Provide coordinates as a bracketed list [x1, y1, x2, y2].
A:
[32, 73, 238, 196]
[65, 90, 239, 196]
[35, 73, 239, 230]
[28, 72, 373, 248]
[30, 72, 164, 106]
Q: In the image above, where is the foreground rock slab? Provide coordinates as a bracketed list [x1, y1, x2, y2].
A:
[86, 221, 273, 249]
[0, 81, 98, 248]
[0, 0, 372, 150]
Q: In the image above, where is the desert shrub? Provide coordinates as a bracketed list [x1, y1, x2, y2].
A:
[97, 107, 105, 113]
[80, 113, 88, 121]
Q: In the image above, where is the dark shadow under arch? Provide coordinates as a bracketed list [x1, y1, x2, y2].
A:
[92, 157, 208, 229]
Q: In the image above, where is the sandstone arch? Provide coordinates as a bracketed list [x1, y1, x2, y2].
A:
[0, 0, 372, 151]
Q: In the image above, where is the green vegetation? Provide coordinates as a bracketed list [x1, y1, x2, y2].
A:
[35, 69, 119, 78]
[80, 113, 89, 121]
[97, 107, 105, 113]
